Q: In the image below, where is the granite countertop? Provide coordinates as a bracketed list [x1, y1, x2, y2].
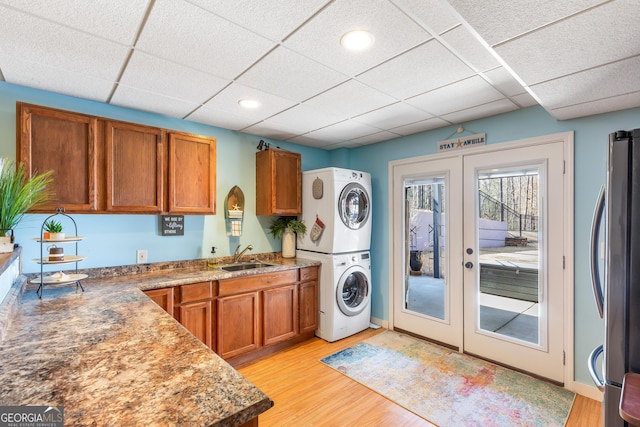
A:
[0, 255, 319, 426]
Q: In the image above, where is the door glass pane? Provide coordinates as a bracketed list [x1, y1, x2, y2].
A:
[476, 168, 540, 344]
[404, 176, 446, 320]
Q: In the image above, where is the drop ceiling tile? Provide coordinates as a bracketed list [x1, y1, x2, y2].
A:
[1, 58, 114, 101]
[390, 0, 460, 35]
[120, 51, 231, 105]
[390, 117, 451, 136]
[283, 0, 432, 76]
[445, 0, 609, 45]
[237, 46, 348, 101]
[241, 121, 300, 141]
[0, 7, 130, 81]
[262, 104, 343, 135]
[349, 130, 402, 145]
[186, 108, 261, 131]
[193, 83, 297, 121]
[353, 101, 433, 129]
[512, 92, 538, 108]
[440, 98, 518, 124]
[306, 119, 381, 141]
[550, 91, 640, 120]
[136, 0, 274, 79]
[441, 25, 500, 72]
[494, 1, 640, 85]
[357, 40, 475, 99]
[111, 85, 200, 118]
[0, 0, 149, 45]
[406, 75, 505, 116]
[529, 56, 640, 110]
[483, 67, 527, 97]
[304, 79, 398, 119]
[288, 133, 344, 146]
[187, 0, 331, 42]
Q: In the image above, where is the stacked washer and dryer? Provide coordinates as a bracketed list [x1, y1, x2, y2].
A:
[296, 167, 372, 342]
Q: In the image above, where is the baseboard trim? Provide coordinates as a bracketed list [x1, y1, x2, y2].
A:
[569, 380, 603, 401]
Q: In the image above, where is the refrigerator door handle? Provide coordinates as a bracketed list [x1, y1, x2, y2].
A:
[589, 345, 605, 391]
[590, 185, 605, 319]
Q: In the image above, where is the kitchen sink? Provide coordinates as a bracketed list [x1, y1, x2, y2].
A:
[219, 261, 278, 272]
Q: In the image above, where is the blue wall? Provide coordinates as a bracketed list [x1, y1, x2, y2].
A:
[3, 80, 639, 387]
[0, 82, 332, 269]
[350, 105, 640, 386]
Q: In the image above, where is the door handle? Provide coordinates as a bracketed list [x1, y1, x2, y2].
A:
[590, 185, 605, 319]
[465, 262, 473, 269]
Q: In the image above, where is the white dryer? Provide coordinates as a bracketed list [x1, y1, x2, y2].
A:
[297, 250, 371, 342]
[298, 167, 372, 254]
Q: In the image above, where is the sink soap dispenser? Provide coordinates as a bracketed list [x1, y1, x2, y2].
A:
[207, 247, 218, 269]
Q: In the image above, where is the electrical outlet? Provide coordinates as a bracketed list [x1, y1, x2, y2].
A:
[136, 249, 148, 264]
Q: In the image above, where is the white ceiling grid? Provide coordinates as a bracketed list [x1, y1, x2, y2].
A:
[0, 0, 637, 149]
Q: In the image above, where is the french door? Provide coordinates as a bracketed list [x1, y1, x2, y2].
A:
[390, 134, 571, 383]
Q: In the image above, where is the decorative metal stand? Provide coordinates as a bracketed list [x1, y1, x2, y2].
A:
[32, 207, 87, 298]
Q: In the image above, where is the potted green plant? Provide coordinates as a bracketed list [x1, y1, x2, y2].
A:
[0, 158, 53, 252]
[268, 217, 307, 258]
[44, 219, 64, 240]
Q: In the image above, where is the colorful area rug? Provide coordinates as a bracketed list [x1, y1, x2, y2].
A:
[321, 331, 575, 426]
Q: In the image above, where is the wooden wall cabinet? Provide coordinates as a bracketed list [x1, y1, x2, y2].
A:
[17, 103, 216, 215]
[105, 121, 164, 213]
[17, 103, 98, 212]
[256, 148, 301, 216]
[168, 132, 216, 214]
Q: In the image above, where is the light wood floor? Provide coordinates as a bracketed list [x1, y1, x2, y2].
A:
[238, 328, 603, 426]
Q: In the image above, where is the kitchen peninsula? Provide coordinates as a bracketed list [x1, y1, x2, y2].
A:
[0, 253, 318, 426]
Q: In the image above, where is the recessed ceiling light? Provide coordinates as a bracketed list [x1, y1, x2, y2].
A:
[238, 99, 261, 109]
[340, 30, 375, 51]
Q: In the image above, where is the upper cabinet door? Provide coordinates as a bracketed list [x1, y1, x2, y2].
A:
[105, 121, 164, 213]
[256, 149, 301, 215]
[17, 103, 98, 212]
[168, 132, 216, 214]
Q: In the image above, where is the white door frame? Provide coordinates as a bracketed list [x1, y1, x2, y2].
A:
[388, 131, 575, 390]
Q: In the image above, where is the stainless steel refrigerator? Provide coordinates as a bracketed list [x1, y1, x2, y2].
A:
[589, 129, 640, 426]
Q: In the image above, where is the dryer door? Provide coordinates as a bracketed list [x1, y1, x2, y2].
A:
[336, 265, 371, 316]
[338, 182, 370, 230]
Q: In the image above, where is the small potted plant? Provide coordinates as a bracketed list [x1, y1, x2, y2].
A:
[0, 158, 53, 252]
[44, 219, 64, 240]
[268, 217, 307, 258]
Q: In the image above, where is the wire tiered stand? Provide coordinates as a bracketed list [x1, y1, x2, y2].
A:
[31, 207, 87, 298]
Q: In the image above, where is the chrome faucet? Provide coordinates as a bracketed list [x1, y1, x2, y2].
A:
[234, 244, 253, 263]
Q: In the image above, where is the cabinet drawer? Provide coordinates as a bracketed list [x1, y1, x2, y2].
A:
[299, 266, 318, 282]
[219, 270, 298, 296]
[177, 281, 212, 303]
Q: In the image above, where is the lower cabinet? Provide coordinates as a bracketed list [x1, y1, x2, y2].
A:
[178, 300, 213, 349]
[299, 267, 319, 334]
[217, 291, 260, 359]
[262, 284, 298, 346]
[144, 287, 174, 314]
[174, 281, 215, 351]
[144, 266, 318, 365]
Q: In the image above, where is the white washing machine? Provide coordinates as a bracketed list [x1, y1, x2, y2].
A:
[297, 167, 372, 254]
[297, 249, 371, 342]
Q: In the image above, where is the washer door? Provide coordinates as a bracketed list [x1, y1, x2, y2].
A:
[336, 265, 370, 316]
[338, 182, 370, 230]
